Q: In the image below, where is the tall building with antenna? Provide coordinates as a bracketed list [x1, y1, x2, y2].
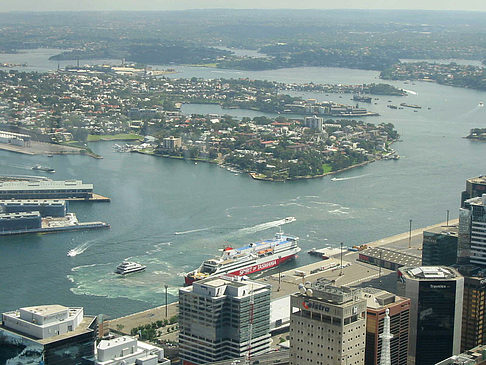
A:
[361, 288, 410, 365]
[178, 276, 271, 365]
[289, 278, 367, 365]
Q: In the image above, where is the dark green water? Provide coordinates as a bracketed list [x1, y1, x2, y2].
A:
[1, 50, 486, 318]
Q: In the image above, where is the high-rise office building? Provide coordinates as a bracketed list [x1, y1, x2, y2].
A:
[458, 195, 486, 266]
[178, 276, 271, 365]
[397, 266, 464, 365]
[289, 278, 367, 365]
[361, 288, 410, 365]
[422, 225, 458, 266]
[457, 266, 486, 352]
[0, 305, 97, 364]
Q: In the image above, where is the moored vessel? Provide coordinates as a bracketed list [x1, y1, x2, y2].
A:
[185, 231, 300, 285]
[32, 165, 55, 173]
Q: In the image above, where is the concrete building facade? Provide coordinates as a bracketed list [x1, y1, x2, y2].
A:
[289, 278, 367, 365]
[96, 335, 170, 365]
[179, 276, 271, 365]
[397, 266, 464, 365]
[361, 288, 410, 365]
[163, 136, 182, 150]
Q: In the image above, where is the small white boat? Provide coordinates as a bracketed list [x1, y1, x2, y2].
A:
[284, 216, 296, 223]
[115, 261, 146, 275]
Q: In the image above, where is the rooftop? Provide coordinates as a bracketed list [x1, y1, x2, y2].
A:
[465, 194, 486, 207]
[467, 176, 486, 185]
[402, 266, 460, 280]
[0, 180, 93, 191]
[360, 247, 421, 267]
[305, 278, 361, 304]
[0, 211, 41, 219]
[423, 225, 458, 237]
[0, 199, 66, 205]
[21, 304, 67, 317]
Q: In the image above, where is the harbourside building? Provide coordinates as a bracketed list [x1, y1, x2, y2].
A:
[458, 195, 486, 266]
[361, 288, 410, 365]
[422, 225, 458, 266]
[0, 199, 67, 217]
[462, 176, 486, 207]
[0, 304, 97, 364]
[397, 266, 464, 365]
[289, 278, 367, 365]
[96, 335, 170, 365]
[163, 136, 182, 150]
[0, 180, 94, 200]
[358, 247, 421, 271]
[0, 211, 41, 232]
[178, 276, 271, 365]
[0, 130, 31, 147]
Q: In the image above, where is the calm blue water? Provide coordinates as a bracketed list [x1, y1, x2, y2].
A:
[0, 50, 485, 318]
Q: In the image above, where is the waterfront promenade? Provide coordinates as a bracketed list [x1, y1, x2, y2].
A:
[106, 219, 457, 337]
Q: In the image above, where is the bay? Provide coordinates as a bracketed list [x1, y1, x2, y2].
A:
[0, 50, 485, 318]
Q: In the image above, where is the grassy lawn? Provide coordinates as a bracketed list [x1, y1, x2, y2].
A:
[322, 163, 333, 173]
[87, 134, 143, 142]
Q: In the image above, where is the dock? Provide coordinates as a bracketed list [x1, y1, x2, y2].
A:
[106, 219, 457, 337]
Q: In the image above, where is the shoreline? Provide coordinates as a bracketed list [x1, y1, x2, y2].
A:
[0, 142, 102, 159]
[134, 149, 389, 183]
[106, 218, 456, 335]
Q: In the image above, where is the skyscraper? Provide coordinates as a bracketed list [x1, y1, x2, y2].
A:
[361, 288, 410, 365]
[397, 266, 464, 365]
[289, 278, 367, 365]
[178, 276, 271, 365]
[458, 195, 486, 266]
[457, 266, 486, 352]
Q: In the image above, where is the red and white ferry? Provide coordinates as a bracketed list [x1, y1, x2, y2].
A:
[184, 231, 300, 285]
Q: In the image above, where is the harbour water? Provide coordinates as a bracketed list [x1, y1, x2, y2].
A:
[0, 49, 486, 318]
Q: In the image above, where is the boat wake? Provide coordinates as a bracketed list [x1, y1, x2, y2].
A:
[145, 242, 172, 255]
[67, 242, 93, 257]
[174, 227, 212, 235]
[236, 217, 295, 236]
[331, 174, 369, 182]
[402, 89, 417, 95]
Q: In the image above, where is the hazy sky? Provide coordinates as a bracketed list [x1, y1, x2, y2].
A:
[3, 0, 486, 12]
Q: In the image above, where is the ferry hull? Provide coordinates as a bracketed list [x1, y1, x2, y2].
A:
[184, 253, 297, 285]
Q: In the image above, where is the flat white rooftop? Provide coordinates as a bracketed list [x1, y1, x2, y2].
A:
[405, 266, 458, 279]
[0, 180, 93, 191]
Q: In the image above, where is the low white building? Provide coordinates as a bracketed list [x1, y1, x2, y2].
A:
[96, 335, 170, 365]
[2, 305, 84, 339]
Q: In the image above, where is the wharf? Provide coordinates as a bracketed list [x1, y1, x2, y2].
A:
[105, 219, 457, 336]
[67, 193, 111, 202]
[0, 213, 110, 236]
